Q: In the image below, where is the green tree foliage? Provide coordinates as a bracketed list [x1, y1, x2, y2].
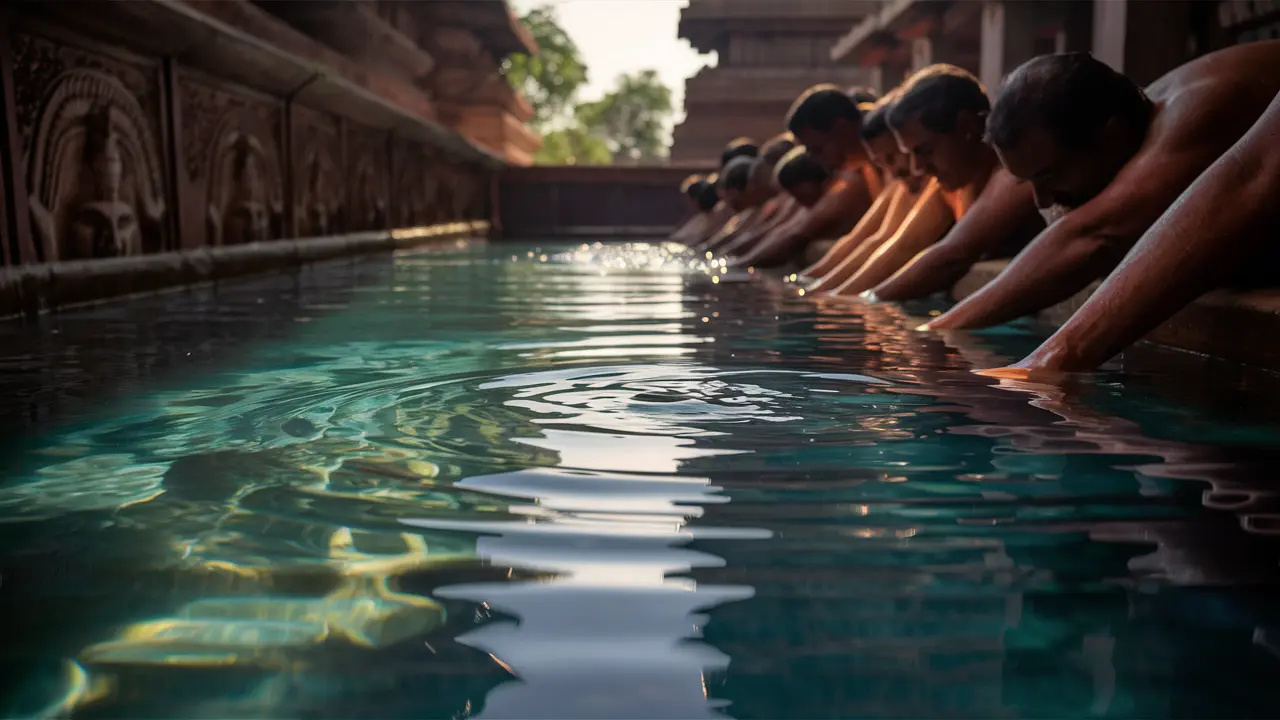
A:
[534, 126, 612, 165]
[576, 70, 674, 162]
[500, 6, 588, 130]
[503, 7, 675, 165]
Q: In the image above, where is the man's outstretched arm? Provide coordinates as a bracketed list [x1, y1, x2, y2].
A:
[834, 181, 954, 296]
[734, 177, 869, 268]
[872, 171, 1037, 301]
[801, 182, 900, 283]
[988, 91, 1280, 374]
[926, 139, 1232, 331]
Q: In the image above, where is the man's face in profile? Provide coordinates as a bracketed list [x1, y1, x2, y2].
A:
[794, 119, 857, 173]
[995, 123, 1132, 211]
[864, 134, 924, 192]
[891, 110, 985, 191]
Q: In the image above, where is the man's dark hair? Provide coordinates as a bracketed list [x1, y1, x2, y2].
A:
[720, 137, 759, 167]
[887, 64, 989, 134]
[681, 174, 705, 196]
[860, 89, 900, 142]
[986, 52, 1152, 150]
[694, 181, 719, 211]
[774, 147, 829, 190]
[759, 132, 797, 165]
[847, 85, 880, 106]
[719, 156, 754, 191]
[786, 84, 863, 135]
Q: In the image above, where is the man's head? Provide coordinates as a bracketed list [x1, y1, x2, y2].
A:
[681, 174, 708, 212]
[861, 90, 925, 192]
[693, 179, 720, 212]
[720, 137, 759, 169]
[718, 156, 756, 211]
[786, 84, 865, 172]
[747, 132, 797, 201]
[774, 147, 829, 208]
[987, 52, 1153, 210]
[887, 65, 990, 190]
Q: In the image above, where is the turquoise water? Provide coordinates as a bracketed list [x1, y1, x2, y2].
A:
[3, 241, 1280, 718]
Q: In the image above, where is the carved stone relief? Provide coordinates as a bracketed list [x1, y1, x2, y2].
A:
[391, 138, 440, 228]
[347, 125, 390, 232]
[293, 106, 343, 238]
[14, 33, 168, 261]
[178, 75, 284, 247]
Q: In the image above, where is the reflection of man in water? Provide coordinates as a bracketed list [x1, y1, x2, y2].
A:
[927, 41, 1280, 331]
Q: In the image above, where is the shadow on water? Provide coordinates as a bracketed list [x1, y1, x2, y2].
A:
[2, 242, 1280, 718]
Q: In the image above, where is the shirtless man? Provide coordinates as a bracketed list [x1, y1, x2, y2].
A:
[674, 138, 759, 245]
[734, 86, 880, 267]
[983, 89, 1280, 376]
[703, 156, 759, 244]
[927, 41, 1280, 331]
[728, 148, 836, 267]
[704, 133, 798, 255]
[805, 93, 951, 295]
[670, 174, 713, 240]
[868, 65, 1042, 302]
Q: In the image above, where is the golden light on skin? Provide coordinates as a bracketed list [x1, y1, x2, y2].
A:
[914, 323, 931, 332]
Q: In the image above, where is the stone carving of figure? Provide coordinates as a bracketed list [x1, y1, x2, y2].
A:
[353, 156, 387, 231]
[298, 148, 341, 237]
[207, 127, 281, 246]
[26, 70, 166, 262]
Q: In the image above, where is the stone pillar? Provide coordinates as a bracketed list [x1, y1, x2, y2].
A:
[979, 1, 1039, 92]
[979, 1, 1005, 92]
[1092, 0, 1128, 72]
[910, 36, 933, 71]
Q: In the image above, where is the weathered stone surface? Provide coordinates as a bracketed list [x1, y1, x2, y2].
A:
[292, 105, 345, 239]
[178, 72, 285, 249]
[0, 221, 488, 318]
[13, 29, 171, 261]
[0, 1, 528, 276]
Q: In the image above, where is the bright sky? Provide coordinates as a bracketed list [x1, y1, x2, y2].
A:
[509, 0, 716, 126]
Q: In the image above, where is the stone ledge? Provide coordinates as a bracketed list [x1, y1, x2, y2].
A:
[952, 260, 1280, 369]
[0, 222, 489, 319]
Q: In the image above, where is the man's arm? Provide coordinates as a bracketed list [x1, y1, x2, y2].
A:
[721, 198, 798, 257]
[987, 91, 1280, 375]
[872, 170, 1037, 301]
[734, 177, 869, 268]
[670, 213, 708, 244]
[801, 182, 901, 283]
[927, 134, 1236, 330]
[810, 183, 919, 292]
[697, 208, 757, 252]
[833, 181, 955, 296]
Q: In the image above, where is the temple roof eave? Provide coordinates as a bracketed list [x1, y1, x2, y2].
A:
[831, 0, 951, 63]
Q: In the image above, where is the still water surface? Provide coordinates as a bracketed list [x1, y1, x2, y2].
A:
[3, 241, 1280, 718]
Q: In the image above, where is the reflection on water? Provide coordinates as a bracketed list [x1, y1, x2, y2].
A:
[3, 242, 1280, 717]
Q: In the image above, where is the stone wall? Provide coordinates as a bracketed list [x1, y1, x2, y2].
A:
[0, 3, 503, 269]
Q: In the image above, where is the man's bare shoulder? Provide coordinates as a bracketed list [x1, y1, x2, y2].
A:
[1148, 42, 1280, 150]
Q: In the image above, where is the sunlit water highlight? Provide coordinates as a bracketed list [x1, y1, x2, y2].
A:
[3, 241, 1280, 718]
